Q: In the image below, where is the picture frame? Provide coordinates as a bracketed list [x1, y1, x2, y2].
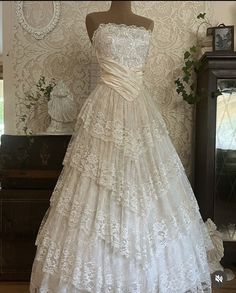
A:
[208, 24, 234, 52]
[15, 1, 61, 40]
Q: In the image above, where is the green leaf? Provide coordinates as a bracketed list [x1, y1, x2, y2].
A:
[185, 59, 194, 68]
[175, 78, 181, 85]
[184, 51, 191, 59]
[190, 45, 197, 53]
[183, 75, 190, 83]
[197, 13, 206, 19]
[184, 71, 190, 78]
[182, 66, 189, 74]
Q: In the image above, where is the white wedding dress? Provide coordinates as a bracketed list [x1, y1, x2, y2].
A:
[30, 23, 214, 293]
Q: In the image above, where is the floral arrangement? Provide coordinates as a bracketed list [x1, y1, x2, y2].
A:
[21, 76, 56, 134]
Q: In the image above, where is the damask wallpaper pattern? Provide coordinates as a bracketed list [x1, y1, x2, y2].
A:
[12, 1, 213, 176]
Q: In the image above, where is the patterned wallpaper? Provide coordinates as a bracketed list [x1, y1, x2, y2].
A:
[12, 1, 213, 176]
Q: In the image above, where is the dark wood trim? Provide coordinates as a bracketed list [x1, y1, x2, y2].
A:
[195, 52, 236, 266]
[2, 169, 61, 179]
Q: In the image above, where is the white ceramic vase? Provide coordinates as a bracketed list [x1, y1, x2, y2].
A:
[46, 80, 77, 134]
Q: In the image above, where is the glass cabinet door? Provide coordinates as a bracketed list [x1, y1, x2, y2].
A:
[215, 79, 236, 242]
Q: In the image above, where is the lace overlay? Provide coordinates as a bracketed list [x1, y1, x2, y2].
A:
[92, 23, 151, 70]
[30, 23, 213, 293]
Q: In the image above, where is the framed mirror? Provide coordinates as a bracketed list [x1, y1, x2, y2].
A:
[215, 79, 236, 242]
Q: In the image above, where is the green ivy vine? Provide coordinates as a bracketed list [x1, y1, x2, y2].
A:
[175, 13, 212, 104]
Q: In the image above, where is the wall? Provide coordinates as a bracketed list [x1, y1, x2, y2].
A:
[2, 1, 15, 133]
[212, 1, 236, 48]
[3, 1, 235, 177]
[0, 1, 2, 61]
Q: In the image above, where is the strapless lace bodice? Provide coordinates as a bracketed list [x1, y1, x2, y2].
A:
[92, 23, 152, 70]
[92, 23, 152, 102]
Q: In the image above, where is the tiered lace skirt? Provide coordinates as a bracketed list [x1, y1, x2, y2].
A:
[30, 83, 214, 293]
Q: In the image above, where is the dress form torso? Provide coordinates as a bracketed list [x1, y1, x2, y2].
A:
[86, 1, 154, 42]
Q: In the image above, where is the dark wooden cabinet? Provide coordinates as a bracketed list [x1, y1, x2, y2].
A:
[195, 52, 236, 266]
[0, 189, 50, 280]
[0, 134, 71, 280]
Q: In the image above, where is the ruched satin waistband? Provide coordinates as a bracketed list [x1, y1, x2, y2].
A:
[98, 57, 143, 102]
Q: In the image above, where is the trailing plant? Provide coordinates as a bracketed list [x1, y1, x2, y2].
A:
[21, 75, 56, 135]
[25, 75, 56, 104]
[175, 13, 212, 105]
